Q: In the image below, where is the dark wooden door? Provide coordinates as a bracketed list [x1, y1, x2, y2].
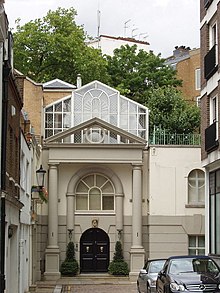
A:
[80, 228, 109, 273]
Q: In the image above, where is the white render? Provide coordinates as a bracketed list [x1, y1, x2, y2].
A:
[87, 35, 150, 56]
[35, 80, 205, 281]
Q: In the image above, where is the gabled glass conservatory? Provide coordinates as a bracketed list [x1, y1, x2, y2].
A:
[44, 81, 149, 143]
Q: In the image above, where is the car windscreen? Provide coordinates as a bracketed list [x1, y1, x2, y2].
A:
[169, 258, 220, 274]
[149, 260, 166, 273]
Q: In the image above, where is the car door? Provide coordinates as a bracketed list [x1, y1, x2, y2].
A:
[157, 263, 169, 293]
[139, 268, 148, 292]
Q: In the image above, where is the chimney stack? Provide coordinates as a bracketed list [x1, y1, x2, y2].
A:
[77, 74, 82, 88]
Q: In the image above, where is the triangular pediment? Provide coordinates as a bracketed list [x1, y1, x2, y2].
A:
[43, 78, 76, 90]
[45, 117, 147, 145]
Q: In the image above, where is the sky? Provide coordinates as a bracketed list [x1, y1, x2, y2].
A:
[4, 0, 200, 58]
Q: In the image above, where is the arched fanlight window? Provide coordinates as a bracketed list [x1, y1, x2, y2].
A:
[75, 173, 115, 211]
[188, 169, 205, 204]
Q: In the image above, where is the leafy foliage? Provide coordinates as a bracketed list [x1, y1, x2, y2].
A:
[13, 7, 109, 84]
[108, 241, 129, 276]
[147, 87, 201, 134]
[60, 241, 78, 276]
[106, 44, 182, 105]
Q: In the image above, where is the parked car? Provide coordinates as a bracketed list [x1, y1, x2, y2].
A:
[137, 259, 166, 293]
[156, 255, 220, 293]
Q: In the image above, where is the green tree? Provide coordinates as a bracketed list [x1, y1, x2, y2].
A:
[147, 86, 200, 134]
[13, 7, 109, 84]
[106, 44, 182, 104]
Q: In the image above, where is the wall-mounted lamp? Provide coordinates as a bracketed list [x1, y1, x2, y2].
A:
[36, 165, 46, 189]
[31, 165, 47, 203]
[68, 228, 74, 242]
[117, 228, 123, 240]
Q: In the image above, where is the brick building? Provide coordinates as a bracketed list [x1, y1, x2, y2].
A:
[200, 0, 220, 261]
[165, 46, 201, 104]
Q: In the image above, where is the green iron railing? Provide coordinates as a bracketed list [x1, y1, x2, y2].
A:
[149, 127, 201, 146]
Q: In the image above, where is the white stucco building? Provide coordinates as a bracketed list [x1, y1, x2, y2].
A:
[21, 77, 205, 284]
[87, 35, 150, 56]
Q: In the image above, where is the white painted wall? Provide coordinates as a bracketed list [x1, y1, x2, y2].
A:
[87, 35, 150, 56]
[149, 146, 205, 216]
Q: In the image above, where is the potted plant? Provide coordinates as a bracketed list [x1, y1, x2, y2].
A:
[108, 241, 129, 276]
[60, 241, 79, 276]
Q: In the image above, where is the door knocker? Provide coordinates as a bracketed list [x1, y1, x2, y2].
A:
[86, 246, 89, 252]
[100, 246, 103, 253]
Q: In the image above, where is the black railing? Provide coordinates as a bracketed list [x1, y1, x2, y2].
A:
[204, 45, 218, 80]
[205, 122, 219, 152]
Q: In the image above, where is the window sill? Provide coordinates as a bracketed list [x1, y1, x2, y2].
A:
[185, 204, 205, 208]
[75, 211, 115, 215]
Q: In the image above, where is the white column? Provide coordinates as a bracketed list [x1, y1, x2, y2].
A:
[129, 164, 145, 281]
[48, 164, 59, 247]
[132, 165, 143, 247]
[66, 193, 75, 242]
[115, 193, 124, 240]
[44, 163, 60, 280]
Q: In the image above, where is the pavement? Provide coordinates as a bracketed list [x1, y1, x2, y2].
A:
[31, 274, 137, 293]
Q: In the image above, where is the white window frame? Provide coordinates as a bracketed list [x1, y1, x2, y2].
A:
[188, 169, 205, 205]
[195, 68, 201, 90]
[209, 20, 218, 65]
[188, 235, 205, 255]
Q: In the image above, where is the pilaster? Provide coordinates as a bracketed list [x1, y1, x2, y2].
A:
[44, 163, 60, 280]
[129, 164, 145, 280]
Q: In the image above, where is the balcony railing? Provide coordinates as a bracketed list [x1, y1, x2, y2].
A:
[149, 127, 201, 146]
[204, 45, 218, 80]
[205, 122, 219, 152]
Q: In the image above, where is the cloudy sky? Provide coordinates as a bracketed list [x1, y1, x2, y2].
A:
[5, 0, 200, 58]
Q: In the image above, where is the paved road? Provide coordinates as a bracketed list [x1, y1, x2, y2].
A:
[62, 283, 137, 292]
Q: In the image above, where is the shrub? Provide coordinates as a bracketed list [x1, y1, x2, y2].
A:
[60, 241, 79, 276]
[108, 241, 129, 276]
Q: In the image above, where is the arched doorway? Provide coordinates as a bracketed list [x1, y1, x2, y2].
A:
[80, 228, 109, 273]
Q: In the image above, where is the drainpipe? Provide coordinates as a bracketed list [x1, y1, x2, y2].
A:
[0, 61, 11, 293]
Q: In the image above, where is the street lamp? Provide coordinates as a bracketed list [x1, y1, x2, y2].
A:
[36, 165, 46, 189]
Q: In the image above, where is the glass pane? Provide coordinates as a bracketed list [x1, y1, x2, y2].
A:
[63, 98, 71, 112]
[82, 175, 94, 188]
[216, 193, 220, 254]
[77, 181, 89, 192]
[96, 175, 107, 188]
[189, 249, 196, 255]
[129, 114, 137, 129]
[63, 113, 71, 128]
[189, 236, 196, 247]
[45, 113, 53, 128]
[198, 186, 205, 203]
[54, 113, 62, 128]
[45, 129, 53, 138]
[198, 249, 205, 255]
[102, 181, 114, 193]
[45, 105, 53, 112]
[89, 188, 101, 210]
[76, 195, 88, 210]
[210, 195, 215, 254]
[102, 196, 114, 210]
[55, 102, 62, 112]
[198, 236, 205, 247]
[120, 114, 128, 128]
[188, 185, 195, 203]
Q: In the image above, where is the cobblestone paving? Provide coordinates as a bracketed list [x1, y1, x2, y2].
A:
[62, 283, 137, 293]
